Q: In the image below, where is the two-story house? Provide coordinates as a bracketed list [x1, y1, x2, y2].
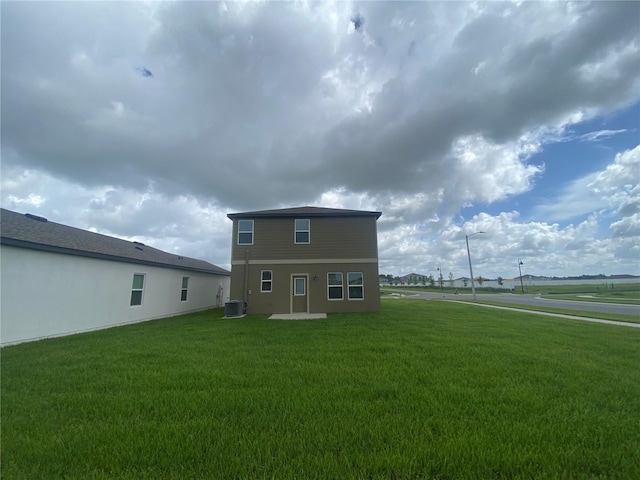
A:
[227, 206, 382, 315]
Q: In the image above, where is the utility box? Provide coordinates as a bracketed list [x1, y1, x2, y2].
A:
[224, 300, 244, 317]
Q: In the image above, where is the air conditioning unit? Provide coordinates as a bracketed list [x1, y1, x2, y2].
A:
[224, 300, 244, 317]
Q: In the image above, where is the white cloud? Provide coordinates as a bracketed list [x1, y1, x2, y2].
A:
[535, 145, 640, 225]
[578, 129, 629, 142]
[379, 208, 638, 278]
[0, 167, 233, 270]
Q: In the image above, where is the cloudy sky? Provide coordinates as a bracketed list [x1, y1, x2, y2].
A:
[2, 1, 639, 279]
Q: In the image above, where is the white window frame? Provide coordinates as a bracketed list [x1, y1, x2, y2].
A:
[237, 219, 254, 245]
[130, 273, 145, 306]
[348, 272, 364, 300]
[294, 219, 310, 244]
[261, 270, 273, 293]
[181, 276, 189, 302]
[327, 272, 344, 301]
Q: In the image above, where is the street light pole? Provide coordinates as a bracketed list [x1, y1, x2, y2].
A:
[437, 266, 444, 298]
[466, 231, 485, 300]
[518, 258, 525, 294]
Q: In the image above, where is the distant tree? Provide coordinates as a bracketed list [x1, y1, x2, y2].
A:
[428, 274, 435, 287]
[448, 272, 454, 288]
[477, 276, 484, 285]
[463, 278, 468, 287]
[497, 276, 504, 286]
[421, 276, 426, 286]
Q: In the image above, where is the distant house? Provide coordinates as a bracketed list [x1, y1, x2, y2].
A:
[227, 206, 382, 315]
[0, 209, 230, 346]
[400, 273, 428, 285]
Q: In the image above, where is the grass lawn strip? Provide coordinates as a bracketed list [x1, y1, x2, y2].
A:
[382, 283, 640, 303]
[445, 300, 640, 327]
[541, 294, 640, 305]
[456, 299, 640, 324]
[2, 301, 639, 479]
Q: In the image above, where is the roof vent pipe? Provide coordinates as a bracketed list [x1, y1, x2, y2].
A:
[24, 213, 48, 223]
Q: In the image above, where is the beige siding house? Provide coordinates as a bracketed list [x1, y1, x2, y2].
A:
[227, 206, 382, 315]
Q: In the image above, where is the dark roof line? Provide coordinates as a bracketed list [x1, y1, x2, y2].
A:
[227, 206, 382, 220]
[0, 208, 229, 276]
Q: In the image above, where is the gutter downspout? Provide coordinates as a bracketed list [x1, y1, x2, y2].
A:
[243, 249, 250, 308]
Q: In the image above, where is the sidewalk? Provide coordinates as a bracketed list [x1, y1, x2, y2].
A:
[445, 300, 640, 328]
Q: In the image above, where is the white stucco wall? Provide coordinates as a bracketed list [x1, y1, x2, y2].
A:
[0, 245, 230, 346]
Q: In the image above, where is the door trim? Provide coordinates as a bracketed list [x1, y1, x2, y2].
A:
[290, 273, 309, 314]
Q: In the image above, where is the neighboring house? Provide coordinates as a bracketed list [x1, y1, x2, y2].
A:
[0, 208, 230, 346]
[400, 273, 429, 285]
[227, 206, 382, 315]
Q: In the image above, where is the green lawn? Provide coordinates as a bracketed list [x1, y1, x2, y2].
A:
[540, 293, 640, 305]
[527, 283, 640, 297]
[2, 301, 640, 479]
[382, 283, 640, 305]
[458, 300, 640, 324]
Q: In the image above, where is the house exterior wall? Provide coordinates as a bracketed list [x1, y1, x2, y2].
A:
[230, 262, 380, 314]
[0, 245, 230, 346]
[230, 216, 379, 261]
[229, 215, 380, 314]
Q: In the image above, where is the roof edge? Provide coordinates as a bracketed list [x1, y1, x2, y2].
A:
[1, 238, 231, 276]
[227, 206, 382, 220]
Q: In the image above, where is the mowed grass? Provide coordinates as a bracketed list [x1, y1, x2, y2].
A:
[467, 301, 640, 324]
[2, 301, 640, 479]
[383, 283, 640, 305]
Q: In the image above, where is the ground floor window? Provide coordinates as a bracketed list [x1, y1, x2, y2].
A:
[261, 270, 273, 292]
[348, 272, 364, 300]
[130, 273, 145, 306]
[181, 276, 189, 301]
[328, 272, 343, 300]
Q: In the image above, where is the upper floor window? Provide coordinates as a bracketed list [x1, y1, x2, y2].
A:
[295, 219, 310, 244]
[348, 272, 364, 300]
[238, 220, 254, 245]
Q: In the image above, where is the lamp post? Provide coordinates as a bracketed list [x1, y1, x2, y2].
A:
[518, 258, 525, 294]
[466, 231, 485, 300]
[437, 266, 444, 298]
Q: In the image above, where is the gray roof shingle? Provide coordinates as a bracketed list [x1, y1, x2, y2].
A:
[227, 206, 382, 220]
[0, 208, 229, 275]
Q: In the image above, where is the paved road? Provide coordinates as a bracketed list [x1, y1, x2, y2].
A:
[390, 290, 640, 317]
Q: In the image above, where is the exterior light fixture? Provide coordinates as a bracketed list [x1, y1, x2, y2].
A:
[518, 259, 525, 294]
